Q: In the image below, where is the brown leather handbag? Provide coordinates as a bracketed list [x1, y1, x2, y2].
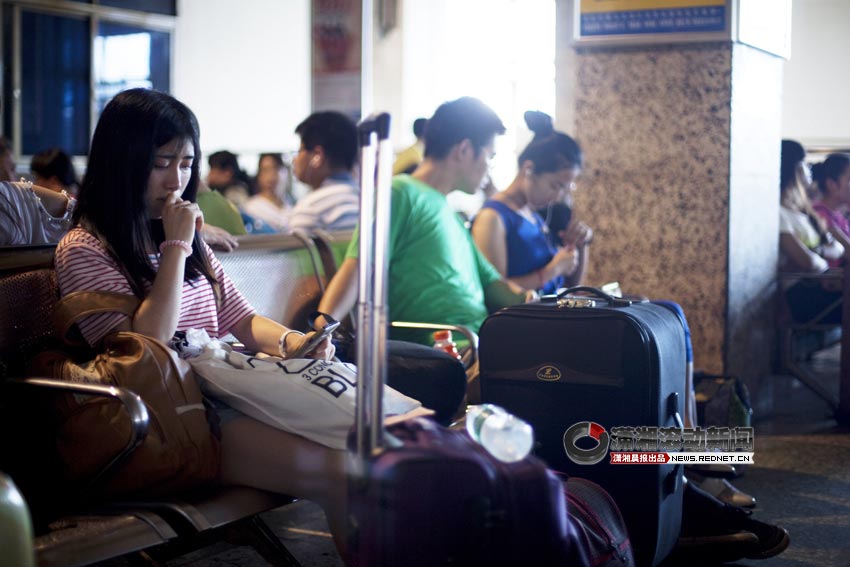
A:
[31, 291, 221, 498]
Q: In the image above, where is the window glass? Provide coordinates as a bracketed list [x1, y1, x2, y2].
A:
[98, 0, 176, 16]
[20, 11, 91, 156]
[3, 8, 13, 143]
[94, 22, 170, 116]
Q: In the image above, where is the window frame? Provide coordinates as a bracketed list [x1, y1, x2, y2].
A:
[0, 0, 176, 165]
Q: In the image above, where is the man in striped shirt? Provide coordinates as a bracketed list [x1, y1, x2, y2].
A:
[290, 111, 359, 232]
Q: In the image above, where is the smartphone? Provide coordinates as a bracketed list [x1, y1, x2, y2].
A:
[290, 318, 341, 358]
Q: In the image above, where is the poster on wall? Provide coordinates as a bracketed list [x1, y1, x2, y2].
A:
[312, 0, 362, 121]
[574, 0, 730, 45]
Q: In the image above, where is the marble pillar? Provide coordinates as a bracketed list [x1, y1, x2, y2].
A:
[566, 40, 783, 401]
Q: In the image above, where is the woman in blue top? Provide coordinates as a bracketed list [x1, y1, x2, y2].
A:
[472, 111, 592, 294]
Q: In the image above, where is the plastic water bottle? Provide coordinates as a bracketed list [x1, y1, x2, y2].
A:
[432, 330, 461, 360]
[466, 404, 534, 463]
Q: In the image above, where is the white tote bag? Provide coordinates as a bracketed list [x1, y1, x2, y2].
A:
[182, 332, 425, 450]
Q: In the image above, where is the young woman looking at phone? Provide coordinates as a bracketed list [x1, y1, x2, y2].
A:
[54, 88, 347, 553]
[472, 111, 592, 294]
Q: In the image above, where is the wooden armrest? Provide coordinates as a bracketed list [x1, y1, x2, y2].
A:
[6, 377, 149, 490]
[390, 321, 478, 369]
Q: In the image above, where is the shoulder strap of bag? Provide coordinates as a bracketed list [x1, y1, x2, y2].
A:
[54, 291, 141, 346]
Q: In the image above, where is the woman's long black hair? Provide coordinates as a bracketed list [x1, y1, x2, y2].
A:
[74, 88, 217, 298]
[780, 139, 830, 246]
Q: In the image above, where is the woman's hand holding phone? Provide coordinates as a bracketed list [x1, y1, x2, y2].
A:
[286, 313, 340, 360]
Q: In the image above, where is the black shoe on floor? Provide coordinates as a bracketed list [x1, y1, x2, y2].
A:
[685, 463, 740, 479]
[721, 504, 790, 559]
[685, 470, 757, 508]
[738, 516, 791, 559]
[668, 531, 759, 565]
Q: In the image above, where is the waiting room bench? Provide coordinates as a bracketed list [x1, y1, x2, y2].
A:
[0, 241, 317, 566]
[214, 231, 327, 332]
[776, 270, 850, 424]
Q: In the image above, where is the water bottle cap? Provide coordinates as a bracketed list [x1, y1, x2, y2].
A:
[433, 330, 453, 341]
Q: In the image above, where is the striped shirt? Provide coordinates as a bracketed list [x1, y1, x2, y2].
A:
[289, 176, 359, 232]
[55, 228, 255, 346]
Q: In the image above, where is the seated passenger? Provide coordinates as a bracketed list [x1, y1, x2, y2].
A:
[206, 150, 252, 208]
[779, 140, 843, 324]
[54, 89, 347, 551]
[392, 117, 427, 175]
[289, 111, 360, 231]
[319, 97, 532, 346]
[30, 147, 79, 197]
[472, 111, 591, 294]
[811, 152, 850, 262]
[196, 182, 247, 236]
[0, 180, 75, 245]
[242, 153, 291, 231]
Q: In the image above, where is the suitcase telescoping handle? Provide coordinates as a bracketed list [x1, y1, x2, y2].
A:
[354, 112, 393, 460]
[557, 286, 636, 308]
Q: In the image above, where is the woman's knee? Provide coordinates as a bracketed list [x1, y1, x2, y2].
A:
[218, 417, 347, 501]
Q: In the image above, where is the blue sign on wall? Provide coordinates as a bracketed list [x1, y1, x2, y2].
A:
[581, 6, 726, 36]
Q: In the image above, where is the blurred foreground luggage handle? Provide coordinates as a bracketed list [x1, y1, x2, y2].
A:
[557, 286, 639, 308]
[355, 112, 394, 459]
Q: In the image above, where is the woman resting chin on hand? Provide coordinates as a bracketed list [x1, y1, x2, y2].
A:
[54, 88, 346, 555]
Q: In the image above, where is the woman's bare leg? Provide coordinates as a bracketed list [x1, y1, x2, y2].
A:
[218, 417, 348, 555]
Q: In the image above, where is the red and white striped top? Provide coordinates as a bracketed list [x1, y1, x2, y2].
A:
[55, 228, 255, 346]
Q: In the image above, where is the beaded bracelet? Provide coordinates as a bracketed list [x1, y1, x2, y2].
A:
[159, 239, 193, 257]
[278, 329, 305, 359]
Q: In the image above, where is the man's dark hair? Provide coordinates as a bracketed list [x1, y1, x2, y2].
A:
[208, 150, 250, 187]
[423, 97, 505, 160]
[295, 111, 358, 170]
[208, 150, 239, 172]
[31, 147, 77, 186]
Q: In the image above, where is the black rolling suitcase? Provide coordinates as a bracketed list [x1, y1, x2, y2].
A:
[479, 287, 686, 567]
[346, 114, 571, 567]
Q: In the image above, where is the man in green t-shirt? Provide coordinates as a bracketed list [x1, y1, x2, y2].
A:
[319, 97, 531, 346]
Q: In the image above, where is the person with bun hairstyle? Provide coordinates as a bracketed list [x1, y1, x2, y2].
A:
[811, 152, 850, 263]
[472, 111, 591, 293]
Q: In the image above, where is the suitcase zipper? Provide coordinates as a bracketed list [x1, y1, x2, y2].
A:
[568, 489, 628, 564]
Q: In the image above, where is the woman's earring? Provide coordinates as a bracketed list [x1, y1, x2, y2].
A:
[310, 155, 321, 167]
